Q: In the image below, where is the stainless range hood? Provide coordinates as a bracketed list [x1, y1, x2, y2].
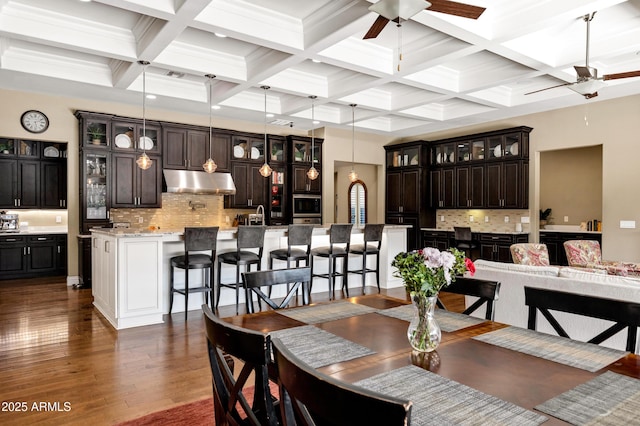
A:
[163, 169, 236, 195]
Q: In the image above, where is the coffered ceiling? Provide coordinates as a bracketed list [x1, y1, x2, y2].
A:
[1, 0, 640, 137]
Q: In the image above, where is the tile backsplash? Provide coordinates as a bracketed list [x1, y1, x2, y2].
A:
[434, 209, 531, 233]
[110, 194, 257, 230]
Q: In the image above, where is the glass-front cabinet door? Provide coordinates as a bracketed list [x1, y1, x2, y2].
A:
[83, 118, 109, 148]
[387, 145, 419, 168]
[112, 121, 160, 153]
[232, 135, 265, 162]
[83, 151, 109, 229]
[432, 143, 455, 165]
[268, 136, 286, 163]
[487, 133, 522, 160]
[269, 168, 286, 225]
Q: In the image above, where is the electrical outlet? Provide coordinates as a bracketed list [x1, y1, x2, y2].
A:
[504, 216, 510, 223]
[138, 217, 144, 224]
[564, 216, 569, 223]
[55, 215, 62, 223]
[521, 216, 530, 224]
[484, 216, 489, 223]
[440, 215, 445, 222]
[469, 215, 474, 222]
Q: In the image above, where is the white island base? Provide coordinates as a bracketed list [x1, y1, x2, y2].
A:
[91, 225, 409, 329]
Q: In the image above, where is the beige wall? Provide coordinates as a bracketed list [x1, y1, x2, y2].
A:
[334, 163, 380, 224]
[540, 146, 603, 226]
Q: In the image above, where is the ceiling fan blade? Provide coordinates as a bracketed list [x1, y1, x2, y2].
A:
[574, 66, 594, 79]
[427, 0, 486, 19]
[603, 70, 640, 81]
[524, 82, 574, 96]
[363, 15, 390, 39]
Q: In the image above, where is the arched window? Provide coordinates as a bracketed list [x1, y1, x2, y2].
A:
[348, 180, 367, 225]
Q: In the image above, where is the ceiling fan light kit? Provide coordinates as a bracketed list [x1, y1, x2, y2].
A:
[369, 0, 429, 20]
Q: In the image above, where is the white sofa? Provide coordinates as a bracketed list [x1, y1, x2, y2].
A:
[466, 259, 640, 352]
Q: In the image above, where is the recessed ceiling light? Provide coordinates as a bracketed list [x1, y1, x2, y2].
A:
[146, 94, 156, 100]
[266, 113, 274, 118]
[313, 120, 320, 124]
[212, 105, 221, 110]
[312, 59, 321, 63]
[215, 33, 227, 38]
[79, 0, 91, 2]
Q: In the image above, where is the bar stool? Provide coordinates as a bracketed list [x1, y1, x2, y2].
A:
[268, 224, 314, 297]
[348, 224, 385, 294]
[169, 227, 218, 321]
[216, 225, 266, 315]
[310, 224, 353, 299]
[454, 226, 477, 259]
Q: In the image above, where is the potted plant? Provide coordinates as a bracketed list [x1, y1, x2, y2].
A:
[540, 208, 552, 228]
[87, 125, 103, 145]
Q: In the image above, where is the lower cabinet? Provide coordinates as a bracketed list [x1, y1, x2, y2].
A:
[539, 231, 602, 266]
[478, 233, 528, 263]
[422, 230, 452, 251]
[0, 234, 67, 280]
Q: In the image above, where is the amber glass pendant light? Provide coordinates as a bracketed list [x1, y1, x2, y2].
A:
[136, 60, 153, 170]
[306, 95, 319, 181]
[258, 85, 272, 177]
[202, 74, 218, 173]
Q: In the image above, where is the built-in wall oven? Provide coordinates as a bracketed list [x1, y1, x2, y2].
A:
[292, 194, 322, 224]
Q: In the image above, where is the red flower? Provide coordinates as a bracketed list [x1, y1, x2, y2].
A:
[465, 258, 475, 276]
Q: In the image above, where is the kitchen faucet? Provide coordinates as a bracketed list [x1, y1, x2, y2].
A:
[256, 205, 265, 225]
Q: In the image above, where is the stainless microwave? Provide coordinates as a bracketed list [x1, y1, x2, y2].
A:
[292, 194, 322, 218]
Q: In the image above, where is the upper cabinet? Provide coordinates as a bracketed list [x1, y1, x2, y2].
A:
[386, 144, 421, 168]
[112, 119, 161, 154]
[287, 136, 323, 195]
[232, 134, 266, 162]
[427, 126, 532, 210]
[163, 125, 230, 172]
[0, 138, 67, 209]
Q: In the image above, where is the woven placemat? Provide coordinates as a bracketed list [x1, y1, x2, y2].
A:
[276, 301, 377, 324]
[271, 325, 374, 368]
[355, 365, 547, 425]
[473, 326, 627, 372]
[536, 371, 640, 425]
[377, 304, 486, 332]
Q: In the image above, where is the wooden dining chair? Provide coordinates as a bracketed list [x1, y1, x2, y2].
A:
[242, 267, 311, 314]
[202, 304, 279, 426]
[524, 286, 640, 352]
[437, 277, 501, 320]
[271, 337, 412, 426]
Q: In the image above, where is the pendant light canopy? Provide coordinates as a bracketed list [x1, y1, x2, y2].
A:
[348, 103, 358, 182]
[306, 95, 319, 181]
[136, 60, 153, 170]
[259, 85, 272, 178]
[202, 74, 218, 173]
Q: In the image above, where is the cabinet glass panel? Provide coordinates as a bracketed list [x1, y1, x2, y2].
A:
[436, 143, 455, 164]
[404, 146, 419, 166]
[388, 148, 402, 167]
[85, 153, 108, 220]
[0, 138, 15, 156]
[85, 120, 108, 147]
[487, 136, 503, 159]
[504, 133, 520, 158]
[112, 123, 136, 150]
[136, 126, 159, 152]
[252, 139, 266, 161]
[471, 139, 485, 160]
[42, 142, 67, 159]
[270, 170, 285, 219]
[18, 140, 38, 157]
[457, 143, 470, 162]
[269, 138, 286, 162]
[293, 141, 308, 162]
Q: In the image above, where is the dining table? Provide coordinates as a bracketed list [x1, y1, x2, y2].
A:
[223, 293, 640, 425]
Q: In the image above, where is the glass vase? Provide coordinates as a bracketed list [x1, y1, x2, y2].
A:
[407, 294, 441, 352]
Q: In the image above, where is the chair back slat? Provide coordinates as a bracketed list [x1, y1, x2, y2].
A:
[524, 286, 640, 352]
[272, 338, 412, 426]
[439, 277, 500, 320]
[202, 305, 278, 426]
[242, 267, 311, 313]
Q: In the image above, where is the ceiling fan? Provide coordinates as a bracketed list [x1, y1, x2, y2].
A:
[363, 0, 486, 39]
[526, 12, 640, 99]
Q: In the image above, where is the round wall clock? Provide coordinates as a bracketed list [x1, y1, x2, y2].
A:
[21, 110, 49, 133]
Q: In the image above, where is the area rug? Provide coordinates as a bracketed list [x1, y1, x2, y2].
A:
[117, 398, 214, 426]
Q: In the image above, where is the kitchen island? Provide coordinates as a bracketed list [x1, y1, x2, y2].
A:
[90, 225, 409, 329]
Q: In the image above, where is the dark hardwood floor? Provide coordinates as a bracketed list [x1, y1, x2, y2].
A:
[0, 276, 463, 425]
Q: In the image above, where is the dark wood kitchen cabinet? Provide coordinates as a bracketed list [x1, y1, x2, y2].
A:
[384, 141, 432, 251]
[224, 162, 268, 208]
[163, 126, 230, 172]
[41, 161, 67, 209]
[422, 230, 452, 251]
[429, 167, 454, 209]
[485, 160, 525, 209]
[539, 231, 602, 266]
[0, 234, 67, 280]
[111, 153, 162, 208]
[456, 164, 484, 208]
[0, 138, 52, 209]
[288, 136, 323, 194]
[478, 233, 528, 262]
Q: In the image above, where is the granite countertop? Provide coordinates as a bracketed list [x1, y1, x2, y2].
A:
[420, 228, 529, 236]
[1, 226, 68, 235]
